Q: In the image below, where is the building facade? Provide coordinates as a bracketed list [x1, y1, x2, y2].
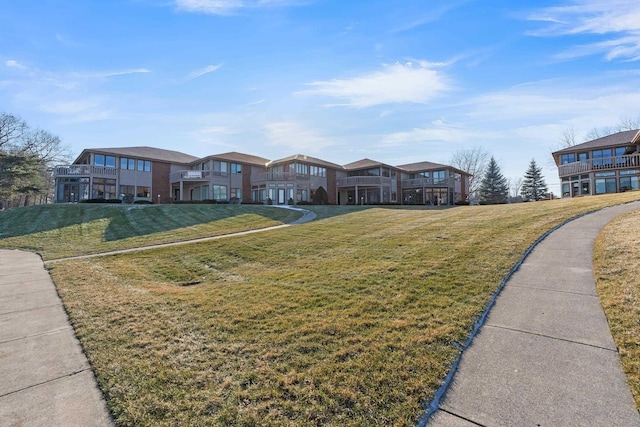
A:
[53, 146, 471, 206]
[552, 129, 640, 198]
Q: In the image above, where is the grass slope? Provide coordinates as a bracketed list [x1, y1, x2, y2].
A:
[37, 192, 640, 426]
[0, 204, 301, 260]
[594, 209, 640, 408]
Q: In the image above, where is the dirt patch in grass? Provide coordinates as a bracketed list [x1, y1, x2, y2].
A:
[594, 209, 640, 408]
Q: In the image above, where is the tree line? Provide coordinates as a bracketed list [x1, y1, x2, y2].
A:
[450, 147, 548, 204]
[0, 112, 70, 209]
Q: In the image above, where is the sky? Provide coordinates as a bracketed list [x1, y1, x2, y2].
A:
[2, 0, 640, 196]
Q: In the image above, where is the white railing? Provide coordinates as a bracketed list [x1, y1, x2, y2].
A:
[253, 172, 309, 182]
[54, 165, 117, 177]
[401, 177, 451, 187]
[170, 170, 212, 182]
[558, 154, 640, 177]
[336, 176, 392, 187]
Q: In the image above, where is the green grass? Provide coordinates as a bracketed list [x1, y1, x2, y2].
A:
[593, 209, 640, 408]
[0, 204, 301, 260]
[32, 192, 640, 426]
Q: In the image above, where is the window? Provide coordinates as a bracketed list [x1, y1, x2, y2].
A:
[137, 160, 151, 172]
[121, 158, 136, 170]
[94, 154, 115, 167]
[620, 176, 639, 191]
[309, 166, 326, 177]
[595, 178, 616, 194]
[119, 185, 135, 197]
[213, 185, 227, 200]
[136, 186, 151, 198]
[433, 170, 446, 184]
[592, 149, 612, 167]
[231, 188, 241, 198]
[92, 178, 116, 199]
[291, 163, 308, 175]
[231, 163, 242, 174]
[560, 153, 576, 164]
[578, 153, 588, 162]
[213, 161, 228, 175]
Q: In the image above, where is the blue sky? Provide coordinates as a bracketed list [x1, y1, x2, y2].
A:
[2, 0, 640, 195]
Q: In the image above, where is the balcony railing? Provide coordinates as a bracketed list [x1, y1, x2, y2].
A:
[54, 165, 117, 177]
[170, 170, 213, 182]
[253, 172, 310, 182]
[558, 154, 640, 177]
[401, 177, 452, 187]
[336, 176, 392, 187]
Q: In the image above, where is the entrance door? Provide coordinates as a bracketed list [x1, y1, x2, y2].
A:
[278, 189, 286, 204]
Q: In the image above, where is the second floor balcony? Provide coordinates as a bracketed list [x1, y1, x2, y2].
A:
[170, 170, 213, 182]
[401, 177, 453, 187]
[558, 153, 640, 177]
[53, 165, 117, 178]
[337, 176, 393, 187]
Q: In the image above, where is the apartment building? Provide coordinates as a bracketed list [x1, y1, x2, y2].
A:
[53, 146, 471, 206]
[552, 129, 640, 198]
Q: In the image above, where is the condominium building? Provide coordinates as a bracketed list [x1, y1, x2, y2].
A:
[53, 146, 471, 206]
[552, 129, 640, 198]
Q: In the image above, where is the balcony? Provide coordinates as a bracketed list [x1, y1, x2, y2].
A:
[253, 172, 310, 182]
[170, 170, 213, 182]
[337, 176, 392, 187]
[401, 177, 452, 187]
[54, 165, 117, 177]
[558, 154, 640, 177]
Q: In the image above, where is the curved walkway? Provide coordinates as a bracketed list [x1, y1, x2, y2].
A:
[427, 202, 640, 426]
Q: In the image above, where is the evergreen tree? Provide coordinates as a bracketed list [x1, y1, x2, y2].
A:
[520, 159, 548, 201]
[479, 156, 508, 204]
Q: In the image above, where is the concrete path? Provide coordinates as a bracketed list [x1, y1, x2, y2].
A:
[0, 249, 114, 427]
[427, 202, 640, 426]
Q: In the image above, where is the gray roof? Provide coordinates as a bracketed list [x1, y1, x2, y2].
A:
[267, 154, 345, 170]
[76, 146, 199, 164]
[196, 151, 270, 166]
[553, 129, 640, 155]
[343, 158, 399, 171]
[397, 160, 469, 176]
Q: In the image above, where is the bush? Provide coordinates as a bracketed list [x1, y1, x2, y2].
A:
[312, 186, 329, 205]
[81, 198, 122, 204]
[133, 200, 153, 204]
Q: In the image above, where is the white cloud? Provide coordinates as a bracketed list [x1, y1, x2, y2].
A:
[185, 64, 223, 80]
[5, 59, 27, 69]
[174, 0, 304, 15]
[526, 0, 640, 61]
[264, 121, 336, 152]
[298, 61, 451, 108]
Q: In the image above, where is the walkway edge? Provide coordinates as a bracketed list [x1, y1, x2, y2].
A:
[417, 201, 640, 426]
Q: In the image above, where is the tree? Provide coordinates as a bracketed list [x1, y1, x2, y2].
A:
[559, 126, 578, 148]
[478, 157, 508, 204]
[449, 146, 489, 199]
[520, 159, 548, 201]
[510, 177, 523, 199]
[0, 112, 70, 207]
[312, 186, 328, 205]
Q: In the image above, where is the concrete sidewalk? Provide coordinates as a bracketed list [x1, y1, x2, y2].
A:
[0, 249, 114, 427]
[428, 202, 640, 426]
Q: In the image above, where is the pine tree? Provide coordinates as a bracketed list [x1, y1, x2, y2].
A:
[520, 159, 548, 201]
[479, 156, 508, 204]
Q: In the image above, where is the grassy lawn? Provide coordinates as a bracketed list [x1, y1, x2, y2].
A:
[0, 204, 301, 260]
[31, 192, 640, 426]
[594, 209, 640, 408]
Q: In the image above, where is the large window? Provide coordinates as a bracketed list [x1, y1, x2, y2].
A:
[213, 185, 227, 200]
[231, 188, 241, 198]
[595, 178, 616, 194]
[592, 149, 612, 167]
[620, 176, 639, 191]
[92, 178, 116, 199]
[291, 163, 308, 175]
[310, 165, 326, 177]
[433, 170, 446, 184]
[94, 154, 116, 168]
[136, 186, 151, 198]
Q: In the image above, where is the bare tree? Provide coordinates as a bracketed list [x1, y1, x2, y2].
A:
[559, 126, 578, 148]
[0, 112, 27, 150]
[511, 177, 523, 198]
[449, 146, 490, 199]
[617, 114, 640, 131]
